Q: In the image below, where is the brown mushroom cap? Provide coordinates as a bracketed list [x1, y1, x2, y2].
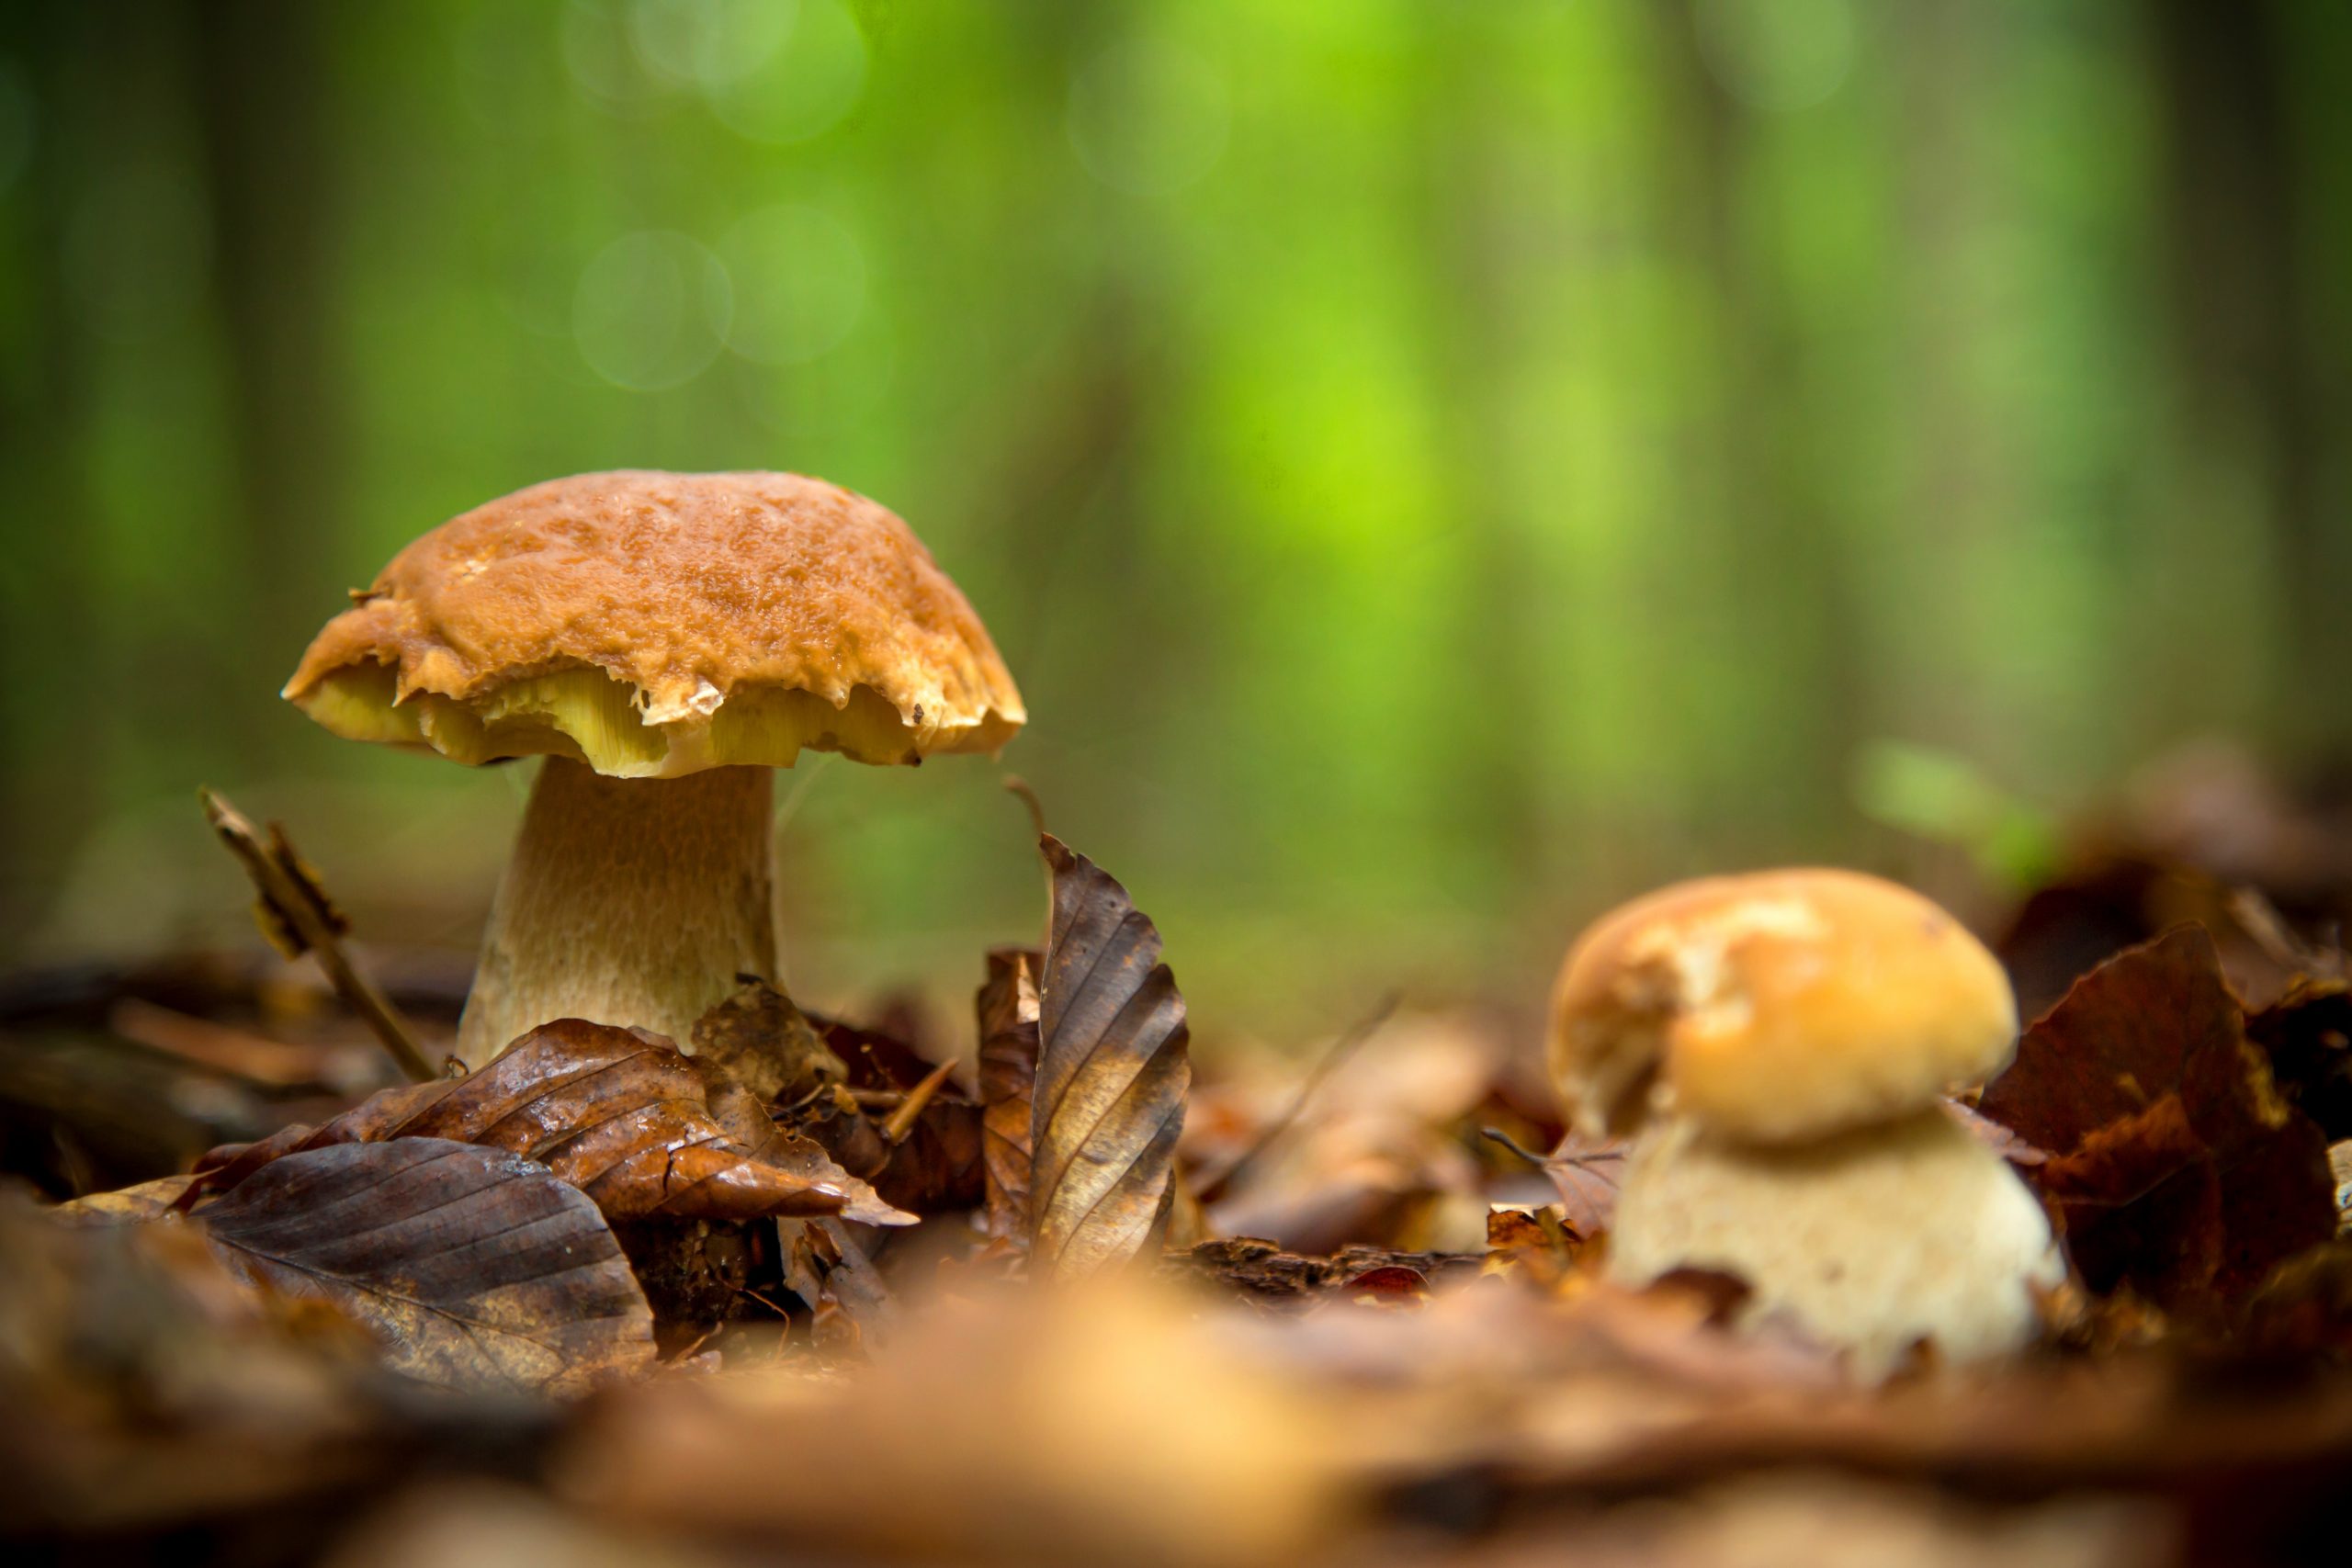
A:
[284, 471, 1025, 779]
[1548, 868, 2018, 1144]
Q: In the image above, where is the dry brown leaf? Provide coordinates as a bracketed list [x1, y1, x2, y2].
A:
[1030, 835, 1191, 1281]
[195, 1138, 656, 1395]
[977, 946, 1042, 1242]
[1536, 1132, 1627, 1237]
[689, 978, 844, 1104]
[1977, 927, 2335, 1314]
[187, 1019, 912, 1227]
[53, 1173, 196, 1224]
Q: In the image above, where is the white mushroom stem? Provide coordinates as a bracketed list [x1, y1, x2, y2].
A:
[456, 757, 775, 1069]
[1607, 1104, 2064, 1379]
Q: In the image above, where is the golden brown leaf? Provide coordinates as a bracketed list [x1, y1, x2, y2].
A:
[188, 1020, 912, 1227]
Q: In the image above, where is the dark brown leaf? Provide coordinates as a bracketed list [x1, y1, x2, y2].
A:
[977, 946, 1041, 1242]
[2248, 977, 2352, 1140]
[1029, 835, 1192, 1281]
[195, 1137, 655, 1395]
[690, 977, 845, 1104]
[1978, 926, 2335, 1311]
[187, 1019, 912, 1227]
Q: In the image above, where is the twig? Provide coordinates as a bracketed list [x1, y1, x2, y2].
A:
[2228, 886, 2346, 980]
[880, 1056, 958, 1145]
[199, 788, 436, 1084]
[1002, 774, 1047, 840]
[1481, 1126, 1552, 1167]
[1193, 990, 1400, 1203]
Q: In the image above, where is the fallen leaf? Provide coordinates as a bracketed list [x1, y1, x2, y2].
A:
[780, 1217, 896, 1357]
[689, 978, 844, 1104]
[1536, 1133, 1627, 1237]
[53, 1173, 196, 1224]
[1977, 927, 2335, 1313]
[2247, 977, 2352, 1140]
[195, 1138, 655, 1395]
[1485, 1204, 1584, 1289]
[977, 946, 1042, 1242]
[187, 1019, 912, 1227]
[1333, 1264, 1430, 1307]
[1029, 835, 1192, 1281]
[1159, 1236, 1481, 1311]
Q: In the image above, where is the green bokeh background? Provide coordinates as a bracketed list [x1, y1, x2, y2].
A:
[3, 0, 2346, 1042]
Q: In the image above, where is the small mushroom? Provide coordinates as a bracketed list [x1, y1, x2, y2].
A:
[1548, 869, 2062, 1376]
[284, 471, 1024, 1068]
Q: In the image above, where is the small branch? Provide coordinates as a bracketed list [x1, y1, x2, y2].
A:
[880, 1056, 958, 1145]
[1481, 1126, 1551, 1167]
[1193, 990, 1400, 1204]
[1001, 774, 1047, 840]
[199, 788, 437, 1084]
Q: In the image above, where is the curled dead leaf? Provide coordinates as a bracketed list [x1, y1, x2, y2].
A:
[1029, 836, 1192, 1281]
[977, 946, 1041, 1243]
[1977, 927, 2335, 1313]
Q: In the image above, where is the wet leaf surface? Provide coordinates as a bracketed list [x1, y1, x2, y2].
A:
[195, 1137, 655, 1395]
[1029, 834, 1192, 1281]
[187, 1018, 912, 1227]
[1978, 928, 2335, 1312]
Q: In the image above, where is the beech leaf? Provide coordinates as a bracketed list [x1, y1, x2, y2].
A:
[977, 946, 1042, 1243]
[188, 1019, 913, 1226]
[195, 1137, 655, 1395]
[1028, 836, 1191, 1281]
[1977, 926, 2335, 1311]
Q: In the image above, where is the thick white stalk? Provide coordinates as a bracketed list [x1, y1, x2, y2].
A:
[456, 757, 775, 1069]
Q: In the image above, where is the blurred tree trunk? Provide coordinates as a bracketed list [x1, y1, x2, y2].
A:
[190, 0, 341, 705]
[1410, 9, 1544, 893]
[2148, 0, 2342, 755]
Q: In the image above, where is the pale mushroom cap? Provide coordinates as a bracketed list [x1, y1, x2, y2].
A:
[1607, 1106, 2064, 1378]
[1549, 869, 2018, 1144]
[284, 471, 1025, 779]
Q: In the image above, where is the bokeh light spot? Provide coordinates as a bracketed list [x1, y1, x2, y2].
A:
[1066, 37, 1231, 197]
[571, 231, 734, 390]
[1693, 0, 1859, 114]
[718, 204, 868, 366]
[628, 0, 796, 88]
[560, 0, 679, 116]
[705, 0, 866, 146]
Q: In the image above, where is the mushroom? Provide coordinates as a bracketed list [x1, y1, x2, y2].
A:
[1549, 869, 2063, 1376]
[284, 471, 1024, 1069]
